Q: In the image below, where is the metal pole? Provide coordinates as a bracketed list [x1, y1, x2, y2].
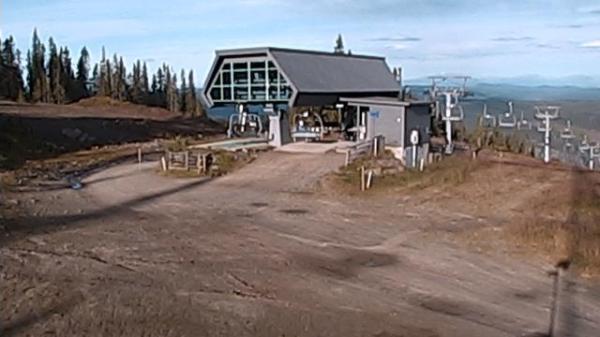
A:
[445, 93, 452, 153]
[412, 144, 417, 169]
[544, 118, 551, 164]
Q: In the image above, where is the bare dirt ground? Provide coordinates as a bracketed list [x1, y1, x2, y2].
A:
[2, 151, 600, 337]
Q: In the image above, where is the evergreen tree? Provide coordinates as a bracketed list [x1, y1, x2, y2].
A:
[179, 69, 187, 114]
[48, 38, 65, 103]
[164, 66, 179, 112]
[90, 64, 99, 96]
[76, 47, 90, 99]
[187, 70, 199, 117]
[60, 47, 76, 101]
[0, 36, 25, 101]
[29, 29, 49, 103]
[141, 62, 149, 97]
[118, 56, 127, 101]
[151, 74, 158, 94]
[1, 36, 17, 65]
[334, 34, 345, 54]
[130, 60, 143, 103]
[97, 46, 112, 97]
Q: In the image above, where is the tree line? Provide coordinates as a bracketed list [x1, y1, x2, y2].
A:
[0, 29, 201, 117]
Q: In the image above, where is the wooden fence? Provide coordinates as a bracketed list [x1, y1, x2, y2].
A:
[344, 136, 386, 166]
[163, 150, 213, 174]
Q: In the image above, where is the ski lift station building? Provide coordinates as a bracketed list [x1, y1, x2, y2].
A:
[201, 47, 432, 151]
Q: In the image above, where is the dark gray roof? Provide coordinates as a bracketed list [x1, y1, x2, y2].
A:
[211, 47, 400, 94]
[268, 48, 400, 94]
[340, 96, 431, 106]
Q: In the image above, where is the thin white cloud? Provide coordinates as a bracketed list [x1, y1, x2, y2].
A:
[368, 36, 421, 42]
[492, 36, 534, 42]
[388, 44, 409, 50]
[581, 40, 600, 48]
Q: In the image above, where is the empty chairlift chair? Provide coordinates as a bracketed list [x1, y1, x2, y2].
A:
[479, 104, 496, 128]
[579, 134, 591, 153]
[291, 110, 325, 142]
[517, 110, 532, 130]
[498, 101, 517, 129]
[560, 120, 576, 150]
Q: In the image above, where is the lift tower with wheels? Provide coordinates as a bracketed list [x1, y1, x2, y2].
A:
[535, 106, 560, 164]
[428, 76, 470, 155]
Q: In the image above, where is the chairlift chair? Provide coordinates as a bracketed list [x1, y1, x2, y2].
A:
[498, 101, 517, 128]
[517, 110, 532, 130]
[560, 120, 576, 141]
[227, 104, 264, 138]
[480, 104, 496, 128]
[291, 110, 325, 142]
[579, 135, 591, 153]
[441, 92, 464, 122]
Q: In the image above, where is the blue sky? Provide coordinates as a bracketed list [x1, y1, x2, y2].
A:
[2, 0, 600, 82]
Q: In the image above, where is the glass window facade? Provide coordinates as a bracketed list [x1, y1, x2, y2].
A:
[208, 57, 293, 104]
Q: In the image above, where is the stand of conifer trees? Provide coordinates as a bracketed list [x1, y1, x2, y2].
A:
[0, 29, 201, 117]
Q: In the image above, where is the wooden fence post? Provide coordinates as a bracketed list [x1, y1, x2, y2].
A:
[184, 151, 189, 171]
[360, 166, 365, 191]
[160, 156, 167, 171]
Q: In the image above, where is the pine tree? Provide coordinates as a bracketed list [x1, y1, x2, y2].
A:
[0, 36, 25, 101]
[60, 47, 76, 101]
[48, 38, 64, 103]
[151, 74, 157, 94]
[187, 70, 199, 117]
[164, 66, 179, 112]
[334, 34, 345, 54]
[97, 46, 112, 97]
[90, 64, 99, 96]
[179, 69, 187, 114]
[111, 54, 126, 101]
[76, 47, 90, 99]
[141, 62, 149, 98]
[130, 60, 142, 103]
[117, 56, 127, 101]
[157, 66, 165, 93]
[105, 57, 113, 98]
[1, 36, 17, 65]
[29, 29, 49, 103]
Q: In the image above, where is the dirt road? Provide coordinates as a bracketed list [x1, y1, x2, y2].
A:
[2, 152, 600, 336]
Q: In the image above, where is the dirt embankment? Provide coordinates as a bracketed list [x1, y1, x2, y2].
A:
[0, 100, 225, 171]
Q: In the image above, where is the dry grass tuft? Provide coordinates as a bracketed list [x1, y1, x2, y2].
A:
[333, 153, 482, 194]
[506, 170, 600, 276]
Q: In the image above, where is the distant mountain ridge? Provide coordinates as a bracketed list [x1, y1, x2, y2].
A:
[405, 76, 600, 101]
[405, 75, 600, 88]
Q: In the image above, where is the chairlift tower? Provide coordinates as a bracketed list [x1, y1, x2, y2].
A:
[428, 76, 469, 154]
[580, 139, 600, 170]
[441, 90, 464, 154]
[588, 144, 600, 170]
[535, 106, 560, 164]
